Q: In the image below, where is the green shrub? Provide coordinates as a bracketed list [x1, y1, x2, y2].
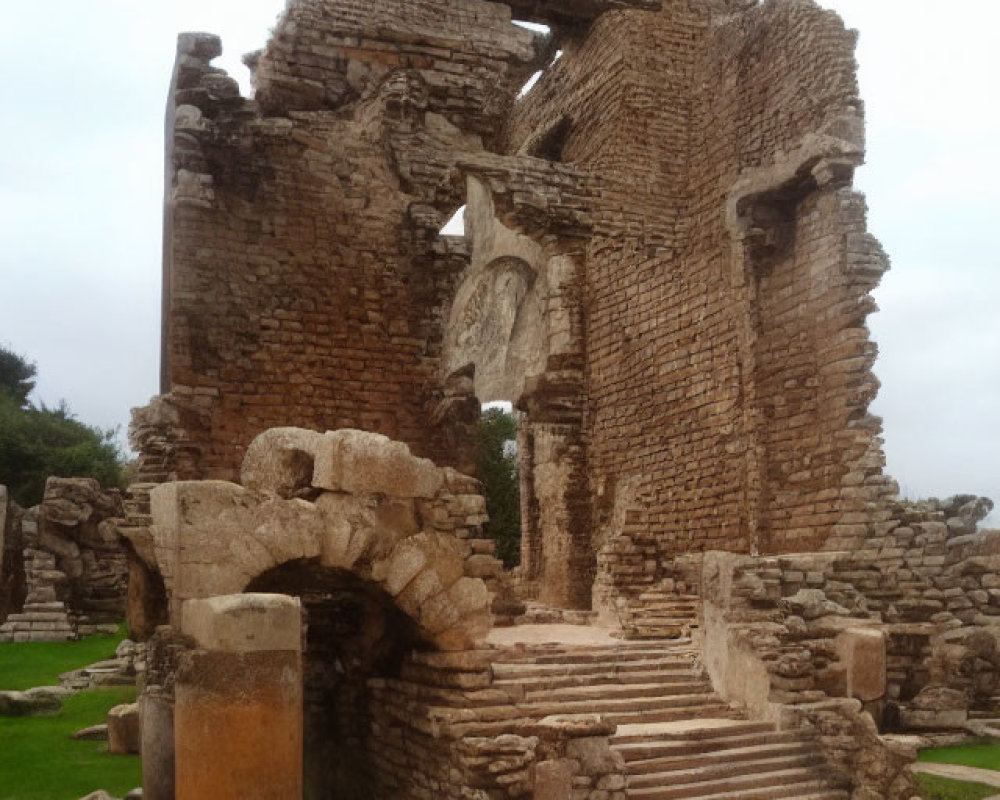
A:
[0, 349, 125, 507]
[477, 408, 521, 568]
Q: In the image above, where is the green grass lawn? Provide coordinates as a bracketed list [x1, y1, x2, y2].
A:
[0, 626, 127, 690]
[920, 740, 1000, 772]
[0, 686, 141, 800]
[915, 772, 999, 800]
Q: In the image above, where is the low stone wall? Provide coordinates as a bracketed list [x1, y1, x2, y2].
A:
[699, 496, 1000, 799]
[367, 650, 625, 800]
[701, 550, 918, 799]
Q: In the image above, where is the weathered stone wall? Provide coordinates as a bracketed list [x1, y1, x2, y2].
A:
[146, 0, 960, 621]
[0, 478, 127, 641]
[152, 4, 550, 482]
[499, 0, 890, 611]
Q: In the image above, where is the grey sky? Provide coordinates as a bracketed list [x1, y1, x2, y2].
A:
[0, 1, 996, 523]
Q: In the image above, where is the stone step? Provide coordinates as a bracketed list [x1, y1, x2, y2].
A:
[494, 669, 705, 691]
[615, 728, 803, 759]
[627, 767, 838, 800]
[627, 628, 689, 639]
[628, 751, 825, 788]
[460, 692, 730, 722]
[492, 639, 698, 664]
[445, 703, 740, 739]
[21, 600, 64, 612]
[520, 680, 712, 703]
[613, 719, 775, 746]
[492, 656, 697, 679]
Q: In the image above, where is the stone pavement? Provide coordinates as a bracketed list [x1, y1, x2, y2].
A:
[911, 760, 1000, 790]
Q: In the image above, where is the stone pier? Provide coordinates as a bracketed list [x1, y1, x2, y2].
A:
[174, 594, 303, 800]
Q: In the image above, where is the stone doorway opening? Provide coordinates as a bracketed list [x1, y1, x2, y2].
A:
[439, 175, 593, 610]
[246, 560, 427, 800]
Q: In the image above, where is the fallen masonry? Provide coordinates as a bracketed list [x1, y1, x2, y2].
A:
[18, 0, 995, 798]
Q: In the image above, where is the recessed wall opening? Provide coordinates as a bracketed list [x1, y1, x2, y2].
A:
[245, 560, 427, 800]
[477, 402, 522, 569]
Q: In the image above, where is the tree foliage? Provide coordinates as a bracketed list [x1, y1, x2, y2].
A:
[0, 346, 37, 407]
[477, 408, 521, 568]
[0, 347, 125, 507]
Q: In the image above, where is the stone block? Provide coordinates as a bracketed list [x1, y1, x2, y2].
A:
[240, 427, 325, 498]
[0, 689, 63, 716]
[836, 627, 886, 701]
[182, 594, 302, 653]
[108, 702, 141, 755]
[534, 759, 574, 800]
[312, 429, 443, 498]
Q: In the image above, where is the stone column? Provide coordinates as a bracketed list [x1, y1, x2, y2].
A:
[518, 364, 593, 610]
[175, 593, 303, 800]
[141, 687, 175, 800]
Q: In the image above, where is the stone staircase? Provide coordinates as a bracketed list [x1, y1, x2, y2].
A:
[486, 638, 848, 800]
[614, 719, 847, 799]
[621, 587, 701, 640]
[0, 549, 75, 642]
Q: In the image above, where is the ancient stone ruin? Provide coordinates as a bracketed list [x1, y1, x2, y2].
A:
[117, 0, 1000, 798]
[0, 479, 128, 642]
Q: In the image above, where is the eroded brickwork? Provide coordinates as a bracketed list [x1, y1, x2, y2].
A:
[144, 0, 919, 612]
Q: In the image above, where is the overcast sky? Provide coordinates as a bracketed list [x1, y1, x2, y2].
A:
[0, 1, 996, 522]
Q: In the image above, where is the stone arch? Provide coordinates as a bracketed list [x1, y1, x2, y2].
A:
[144, 428, 493, 651]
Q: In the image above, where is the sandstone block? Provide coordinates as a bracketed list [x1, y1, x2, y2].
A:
[312, 429, 443, 498]
[534, 759, 573, 800]
[240, 427, 325, 498]
[836, 627, 886, 701]
[108, 703, 141, 755]
[182, 594, 302, 653]
[73, 723, 109, 741]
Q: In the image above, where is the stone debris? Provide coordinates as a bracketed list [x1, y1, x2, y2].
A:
[0, 687, 64, 717]
[107, 702, 141, 755]
[73, 723, 110, 741]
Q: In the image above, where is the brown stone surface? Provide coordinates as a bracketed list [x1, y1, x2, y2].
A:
[534, 759, 573, 800]
[174, 650, 302, 800]
[837, 627, 886, 702]
[107, 702, 140, 755]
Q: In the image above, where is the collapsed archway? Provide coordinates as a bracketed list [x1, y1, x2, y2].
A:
[247, 560, 426, 800]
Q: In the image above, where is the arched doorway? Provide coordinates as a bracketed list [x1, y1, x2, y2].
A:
[246, 560, 427, 800]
